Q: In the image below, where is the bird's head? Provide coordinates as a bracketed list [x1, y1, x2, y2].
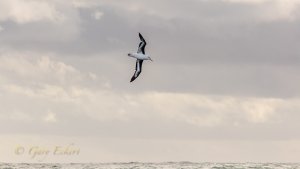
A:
[128, 53, 135, 58]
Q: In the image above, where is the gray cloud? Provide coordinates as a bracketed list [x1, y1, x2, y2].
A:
[0, 0, 299, 97]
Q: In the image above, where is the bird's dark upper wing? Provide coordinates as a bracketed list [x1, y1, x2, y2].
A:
[130, 59, 143, 82]
[137, 33, 147, 54]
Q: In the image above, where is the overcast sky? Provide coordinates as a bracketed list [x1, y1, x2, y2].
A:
[0, 0, 300, 163]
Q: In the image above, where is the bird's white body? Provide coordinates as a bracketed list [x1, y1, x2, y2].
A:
[128, 52, 151, 61]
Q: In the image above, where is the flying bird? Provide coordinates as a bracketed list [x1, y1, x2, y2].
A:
[128, 33, 152, 82]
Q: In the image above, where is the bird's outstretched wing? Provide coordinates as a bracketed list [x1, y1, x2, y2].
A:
[137, 33, 147, 54]
[130, 59, 143, 82]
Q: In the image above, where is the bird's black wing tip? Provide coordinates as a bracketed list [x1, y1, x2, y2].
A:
[130, 77, 135, 82]
[139, 32, 144, 38]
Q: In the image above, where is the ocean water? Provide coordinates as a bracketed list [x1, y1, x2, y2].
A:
[0, 163, 300, 169]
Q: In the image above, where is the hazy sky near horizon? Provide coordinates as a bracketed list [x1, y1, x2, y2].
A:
[0, 0, 300, 163]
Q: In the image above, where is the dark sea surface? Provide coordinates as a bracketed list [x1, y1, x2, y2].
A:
[0, 162, 300, 169]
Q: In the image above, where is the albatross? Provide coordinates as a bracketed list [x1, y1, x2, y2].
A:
[128, 33, 152, 82]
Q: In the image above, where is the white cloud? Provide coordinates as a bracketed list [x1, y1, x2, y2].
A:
[76, 0, 300, 23]
[0, 51, 298, 127]
[223, 0, 269, 4]
[139, 92, 289, 126]
[72, 0, 99, 8]
[93, 11, 104, 20]
[2, 134, 300, 163]
[0, 52, 89, 85]
[8, 110, 33, 121]
[0, 0, 64, 24]
[44, 111, 57, 123]
[223, 0, 300, 21]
